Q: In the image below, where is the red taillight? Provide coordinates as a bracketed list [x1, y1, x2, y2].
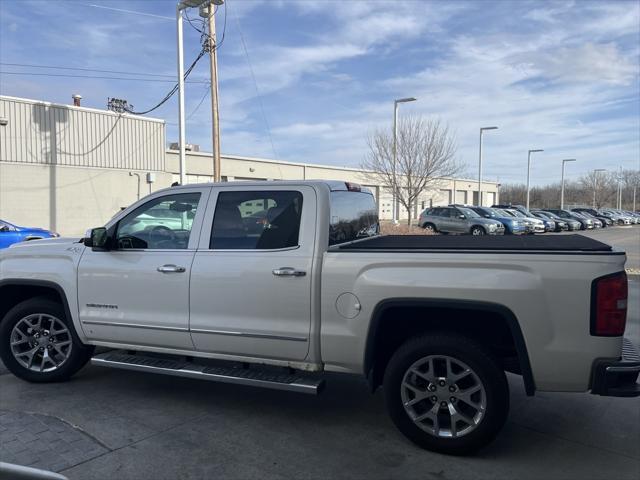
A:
[591, 272, 628, 336]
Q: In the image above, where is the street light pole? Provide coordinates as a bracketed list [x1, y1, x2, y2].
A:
[560, 158, 576, 209]
[392, 97, 416, 223]
[176, 0, 214, 186]
[526, 149, 544, 210]
[592, 169, 606, 208]
[176, 3, 186, 186]
[478, 126, 498, 206]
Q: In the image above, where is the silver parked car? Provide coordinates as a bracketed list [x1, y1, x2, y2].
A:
[419, 206, 505, 235]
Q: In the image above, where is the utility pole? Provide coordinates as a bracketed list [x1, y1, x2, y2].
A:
[201, 1, 223, 182]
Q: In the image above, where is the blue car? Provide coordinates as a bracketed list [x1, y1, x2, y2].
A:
[0, 219, 59, 249]
[467, 206, 527, 235]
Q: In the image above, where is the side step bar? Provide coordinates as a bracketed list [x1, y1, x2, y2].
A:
[91, 350, 324, 395]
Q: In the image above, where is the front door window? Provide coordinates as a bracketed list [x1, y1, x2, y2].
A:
[116, 193, 201, 249]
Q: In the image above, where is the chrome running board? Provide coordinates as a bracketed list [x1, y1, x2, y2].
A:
[91, 350, 324, 395]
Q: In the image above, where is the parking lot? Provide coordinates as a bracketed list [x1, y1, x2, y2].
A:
[1, 227, 639, 480]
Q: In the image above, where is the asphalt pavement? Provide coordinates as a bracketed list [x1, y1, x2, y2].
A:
[1, 226, 639, 480]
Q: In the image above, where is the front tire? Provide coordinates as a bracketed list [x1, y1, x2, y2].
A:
[383, 334, 509, 455]
[0, 297, 94, 383]
[422, 223, 437, 233]
[470, 226, 485, 236]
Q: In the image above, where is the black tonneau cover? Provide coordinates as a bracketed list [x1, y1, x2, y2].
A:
[334, 234, 615, 252]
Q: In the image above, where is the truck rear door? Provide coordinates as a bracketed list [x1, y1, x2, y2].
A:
[189, 185, 316, 360]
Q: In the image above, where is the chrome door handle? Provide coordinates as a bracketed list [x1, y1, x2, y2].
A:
[157, 264, 186, 273]
[272, 267, 306, 277]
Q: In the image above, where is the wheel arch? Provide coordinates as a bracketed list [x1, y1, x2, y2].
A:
[0, 279, 75, 333]
[364, 298, 535, 396]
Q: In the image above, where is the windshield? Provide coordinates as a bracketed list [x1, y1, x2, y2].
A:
[458, 207, 480, 218]
[509, 210, 526, 218]
[494, 209, 512, 217]
[481, 208, 499, 217]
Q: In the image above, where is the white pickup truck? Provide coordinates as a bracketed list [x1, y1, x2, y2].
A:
[0, 180, 638, 454]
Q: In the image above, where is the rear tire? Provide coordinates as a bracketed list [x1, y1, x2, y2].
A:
[0, 297, 94, 383]
[383, 334, 509, 455]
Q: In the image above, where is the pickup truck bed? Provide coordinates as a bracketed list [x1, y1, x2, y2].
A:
[333, 234, 616, 253]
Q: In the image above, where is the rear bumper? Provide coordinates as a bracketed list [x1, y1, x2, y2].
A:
[591, 359, 640, 397]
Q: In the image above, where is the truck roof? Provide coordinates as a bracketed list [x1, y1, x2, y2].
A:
[165, 180, 373, 193]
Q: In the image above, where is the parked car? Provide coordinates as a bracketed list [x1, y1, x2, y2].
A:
[529, 211, 562, 232]
[599, 209, 630, 225]
[579, 211, 603, 228]
[536, 210, 580, 231]
[0, 220, 59, 249]
[501, 208, 545, 234]
[419, 206, 505, 235]
[621, 210, 640, 224]
[1, 179, 638, 456]
[465, 206, 527, 235]
[571, 208, 613, 227]
[543, 209, 593, 230]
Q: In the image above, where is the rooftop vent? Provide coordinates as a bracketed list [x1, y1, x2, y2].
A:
[169, 143, 200, 152]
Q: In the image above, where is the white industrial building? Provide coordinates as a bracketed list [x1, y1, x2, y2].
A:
[0, 95, 499, 235]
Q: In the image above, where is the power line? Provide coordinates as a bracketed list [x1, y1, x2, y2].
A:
[232, 2, 278, 159]
[185, 2, 227, 53]
[125, 48, 207, 115]
[0, 62, 178, 79]
[166, 83, 211, 125]
[0, 71, 208, 84]
[84, 4, 173, 21]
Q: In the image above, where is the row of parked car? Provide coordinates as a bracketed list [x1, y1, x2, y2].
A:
[417, 204, 640, 235]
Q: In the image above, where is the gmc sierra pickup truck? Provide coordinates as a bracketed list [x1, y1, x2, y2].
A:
[0, 180, 638, 455]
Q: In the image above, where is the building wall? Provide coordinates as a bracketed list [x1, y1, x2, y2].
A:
[0, 96, 499, 235]
[165, 151, 499, 221]
[0, 96, 165, 171]
[0, 162, 171, 235]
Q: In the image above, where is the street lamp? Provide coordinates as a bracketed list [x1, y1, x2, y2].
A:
[526, 149, 544, 210]
[477, 126, 498, 206]
[176, 0, 213, 186]
[392, 97, 417, 223]
[592, 169, 606, 208]
[560, 158, 576, 209]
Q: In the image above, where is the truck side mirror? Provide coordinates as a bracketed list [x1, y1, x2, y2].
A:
[84, 227, 111, 251]
[459, 214, 466, 219]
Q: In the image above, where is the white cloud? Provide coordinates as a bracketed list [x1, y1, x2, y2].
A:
[510, 42, 637, 86]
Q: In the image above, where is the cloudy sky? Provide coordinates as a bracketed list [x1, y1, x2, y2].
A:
[1, 0, 638, 185]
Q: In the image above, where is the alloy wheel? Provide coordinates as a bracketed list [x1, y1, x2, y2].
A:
[10, 314, 73, 372]
[400, 355, 486, 438]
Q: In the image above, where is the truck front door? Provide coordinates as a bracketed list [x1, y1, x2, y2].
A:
[189, 186, 315, 361]
[77, 188, 209, 350]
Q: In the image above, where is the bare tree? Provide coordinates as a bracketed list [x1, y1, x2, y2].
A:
[362, 116, 460, 224]
[580, 171, 616, 208]
[499, 169, 639, 210]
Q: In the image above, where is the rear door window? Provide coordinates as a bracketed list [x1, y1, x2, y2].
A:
[210, 191, 303, 249]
